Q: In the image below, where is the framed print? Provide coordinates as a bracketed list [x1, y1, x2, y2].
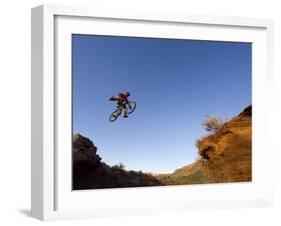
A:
[31, 4, 274, 221]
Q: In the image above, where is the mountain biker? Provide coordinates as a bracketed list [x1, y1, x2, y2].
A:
[109, 92, 130, 118]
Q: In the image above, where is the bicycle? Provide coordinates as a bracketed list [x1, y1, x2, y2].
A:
[109, 101, 136, 122]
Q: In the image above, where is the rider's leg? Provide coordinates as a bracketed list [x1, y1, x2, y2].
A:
[123, 105, 128, 118]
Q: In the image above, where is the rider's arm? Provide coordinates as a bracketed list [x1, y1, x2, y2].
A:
[109, 96, 118, 101]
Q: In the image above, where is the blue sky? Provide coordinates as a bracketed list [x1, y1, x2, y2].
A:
[72, 34, 251, 173]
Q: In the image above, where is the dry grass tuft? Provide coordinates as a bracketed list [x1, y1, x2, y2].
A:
[202, 115, 224, 132]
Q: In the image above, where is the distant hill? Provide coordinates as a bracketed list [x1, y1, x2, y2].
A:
[155, 162, 213, 185]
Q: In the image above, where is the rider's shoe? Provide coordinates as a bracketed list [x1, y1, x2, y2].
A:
[123, 115, 128, 118]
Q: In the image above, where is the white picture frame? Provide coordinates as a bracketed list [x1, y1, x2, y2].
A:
[31, 4, 274, 221]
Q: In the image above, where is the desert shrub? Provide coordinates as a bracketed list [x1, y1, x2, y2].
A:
[112, 162, 126, 170]
[202, 115, 224, 132]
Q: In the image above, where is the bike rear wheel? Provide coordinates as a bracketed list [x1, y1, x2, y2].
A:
[127, 101, 136, 114]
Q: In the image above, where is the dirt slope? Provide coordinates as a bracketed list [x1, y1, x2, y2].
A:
[197, 105, 252, 183]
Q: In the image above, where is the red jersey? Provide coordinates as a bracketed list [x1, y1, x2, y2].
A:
[109, 92, 129, 106]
